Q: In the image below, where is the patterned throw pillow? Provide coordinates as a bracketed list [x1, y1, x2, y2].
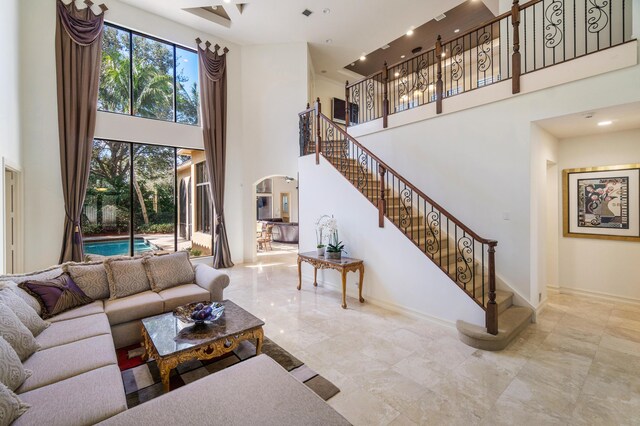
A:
[0, 336, 31, 391]
[104, 258, 151, 300]
[0, 289, 49, 336]
[0, 382, 30, 424]
[63, 262, 110, 300]
[0, 281, 42, 316]
[143, 251, 196, 292]
[0, 302, 40, 361]
[18, 274, 93, 320]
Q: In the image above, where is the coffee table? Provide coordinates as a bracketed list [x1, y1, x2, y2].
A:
[141, 300, 264, 392]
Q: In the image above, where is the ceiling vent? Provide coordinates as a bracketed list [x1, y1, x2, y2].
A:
[302, 9, 313, 17]
[434, 13, 446, 21]
[411, 46, 423, 54]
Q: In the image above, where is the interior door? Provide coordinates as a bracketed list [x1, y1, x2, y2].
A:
[4, 170, 15, 273]
[280, 192, 290, 223]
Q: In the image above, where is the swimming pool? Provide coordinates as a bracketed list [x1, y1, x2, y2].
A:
[84, 238, 158, 257]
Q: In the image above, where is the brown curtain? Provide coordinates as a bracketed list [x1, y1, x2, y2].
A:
[55, 0, 106, 263]
[196, 41, 233, 268]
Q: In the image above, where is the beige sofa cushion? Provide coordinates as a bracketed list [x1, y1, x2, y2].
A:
[105, 258, 151, 300]
[0, 383, 29, 425]
[143, 251, 195, 292]
[48, 300, 104, 323]
[0, 266, 66, 317]
[158, 284, 211, 311]
[104, 291, 163, 326]
[0, 303, 39, 361]
[64, 262, 110, 300]
[15, 365, 127, 426]
[0, 288, 49, 336]
[0, 336, 30, 391]
[98, 355, 349, 426]
[18, 334, 117, 393]
[35, 313, 111, 350]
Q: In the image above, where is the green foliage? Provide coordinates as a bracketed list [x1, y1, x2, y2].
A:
[188, 248, 203, 257]
[137, 223, 174, 234]
[326, 230, 345, 253]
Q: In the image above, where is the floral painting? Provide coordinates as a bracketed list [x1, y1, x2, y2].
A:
[577, 177, 628, 229]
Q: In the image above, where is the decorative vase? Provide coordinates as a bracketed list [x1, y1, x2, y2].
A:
[316, 247, 325, 256]
[325, 251, 341, 260]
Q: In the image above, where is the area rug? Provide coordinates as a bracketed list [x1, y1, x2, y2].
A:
[118, 337, 340, 408]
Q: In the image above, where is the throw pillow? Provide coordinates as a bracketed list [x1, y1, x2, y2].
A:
[0, 289, 49, 336]
[104, 258, 151, 300]
[63, 262, 110, 300]
[143, 251, 195, 292]
[18, 274, 93, 320]
[0, 302, 39, 361]
[0, 382, 29, 425]
[0, 336, 31, 391]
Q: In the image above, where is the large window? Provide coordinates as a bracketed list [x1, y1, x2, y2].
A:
[82, 140, 211, 257]
[98, 23, 200, 125]
[195, 163, 212, 234]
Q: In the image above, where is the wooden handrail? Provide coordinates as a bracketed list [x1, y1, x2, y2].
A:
[316, 112, 497, 246]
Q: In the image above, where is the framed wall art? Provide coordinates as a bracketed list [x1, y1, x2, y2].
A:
[563, 164, 640, 241]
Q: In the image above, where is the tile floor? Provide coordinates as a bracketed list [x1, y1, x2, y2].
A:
[224, 252, 640, 425]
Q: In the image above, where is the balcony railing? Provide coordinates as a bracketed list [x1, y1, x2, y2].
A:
[345, 0, 634, 128]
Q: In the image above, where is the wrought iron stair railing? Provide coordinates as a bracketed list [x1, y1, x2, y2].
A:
[299, 101, 499, 334]
[345, 0, 633, 128]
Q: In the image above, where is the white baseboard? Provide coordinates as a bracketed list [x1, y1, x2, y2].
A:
[301, 273, 457, 330]
[547, 285, 640, 306]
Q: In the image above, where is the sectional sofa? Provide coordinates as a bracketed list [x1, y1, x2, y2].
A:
[0, 256, 349, 425]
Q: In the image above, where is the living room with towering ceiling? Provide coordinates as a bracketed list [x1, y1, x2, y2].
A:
[1, 0, 640, 424]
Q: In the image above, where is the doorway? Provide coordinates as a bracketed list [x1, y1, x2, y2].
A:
[280, 192, 291, 223]
[4, 168, 20, 274]
[255, 176, 299, 257]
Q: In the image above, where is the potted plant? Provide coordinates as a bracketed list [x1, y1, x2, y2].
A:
[315, 215, 332, 256]
[316, 243, 326, 256]
[325, 230, 346, 260]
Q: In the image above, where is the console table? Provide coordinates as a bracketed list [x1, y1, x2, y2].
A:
[297, 252, 365, 309]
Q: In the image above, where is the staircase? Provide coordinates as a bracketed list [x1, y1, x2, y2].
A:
[299, 102, 532, 350]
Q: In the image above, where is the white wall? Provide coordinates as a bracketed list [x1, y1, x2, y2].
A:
[0, 0, 22, 274]
[299, 155, 485, 326]
[557, 129, 640, 302]
[530, 124, 559, 305]
[241, 43, 309, 261]
[314, 75, 346, 118]
[18, 0, 244, 270]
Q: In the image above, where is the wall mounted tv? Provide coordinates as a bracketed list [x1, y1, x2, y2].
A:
[331, 98, 359, 125]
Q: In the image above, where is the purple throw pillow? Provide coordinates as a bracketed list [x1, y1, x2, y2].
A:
[19, 274, 93, 319]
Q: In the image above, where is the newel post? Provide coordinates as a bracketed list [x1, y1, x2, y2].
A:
[344, 81, 350, 129]
[486, 242, 498, 335]
[378, 165, 386, 227]
[511, 0, 521, 94]
[435, 35, 444, 114]
[315, 97, 321, 165]
[382, 62, 389, 128]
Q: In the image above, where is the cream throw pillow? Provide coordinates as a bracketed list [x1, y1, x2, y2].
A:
[0, 336, 31, 391]
[143, 251, 195, 292]
[0, 382, 29, 424]
[0, 303, 39, 361]
[104, 258, 151, 300]
[0, 288, 49, 336]
[63, 262, 111, 300]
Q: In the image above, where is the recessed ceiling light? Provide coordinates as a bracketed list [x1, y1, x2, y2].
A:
[401, 55, 406, 59]
[394, 72, 400, 77]
[323, 8, 330, 14]
[406, 29, 414, 36]
[441, 52, 446, 57]
[598, 120, 613, 126]
[454, 28, 460, 33]
[360, 55, 366, 61]
[350, 63, 355, 66]
[325, 39, 332, 44]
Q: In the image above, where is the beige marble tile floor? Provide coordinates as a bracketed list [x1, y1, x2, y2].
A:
[224, 252, 640, 425]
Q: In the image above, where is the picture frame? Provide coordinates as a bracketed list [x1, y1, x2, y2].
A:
[563, 164, 640, 241]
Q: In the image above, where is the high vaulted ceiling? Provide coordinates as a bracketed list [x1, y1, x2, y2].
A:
[117, 0, 498, 82]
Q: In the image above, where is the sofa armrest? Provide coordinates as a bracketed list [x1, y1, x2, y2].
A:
[194, 264, 230, 301]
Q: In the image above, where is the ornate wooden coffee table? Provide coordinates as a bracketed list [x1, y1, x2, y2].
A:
[297, 251, 365, 309]
[141, 300, 264, 392]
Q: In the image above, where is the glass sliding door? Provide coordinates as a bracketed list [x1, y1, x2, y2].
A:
[82, 140, 132, 256]
[82, 140, 210, 258]
[132, 144, 176, 254]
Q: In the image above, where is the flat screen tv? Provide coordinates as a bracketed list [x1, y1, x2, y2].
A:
[331, 97, 359, 125]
